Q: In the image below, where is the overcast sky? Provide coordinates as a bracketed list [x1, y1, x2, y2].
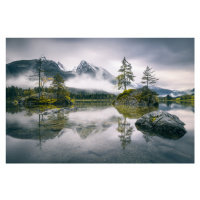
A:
[6, 38, 194, 90]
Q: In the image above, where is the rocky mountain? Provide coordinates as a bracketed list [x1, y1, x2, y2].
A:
[72, 60, 116, 83]
[6, 59, 116, 83]
[6, 59, 75, 80]
[57, 62, 66, 71]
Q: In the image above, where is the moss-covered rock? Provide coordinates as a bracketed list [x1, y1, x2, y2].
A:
[113, 87, 159, 106]
[19, 92, 73, 106]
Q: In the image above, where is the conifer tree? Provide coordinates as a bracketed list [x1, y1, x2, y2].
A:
[50, 73, 69, 100]
[117, 57, 135, 90]
[141, 66, 159, 88]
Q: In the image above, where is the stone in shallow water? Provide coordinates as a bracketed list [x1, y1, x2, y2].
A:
[135, 110, 187, 139]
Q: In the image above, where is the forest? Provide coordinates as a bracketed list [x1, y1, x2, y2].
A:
[6, 85, 116, 101]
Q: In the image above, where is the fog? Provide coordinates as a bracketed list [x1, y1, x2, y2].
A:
[65, 74, 119, 93]
[6, 73, 120, 94]
[6, 73, 52, 89]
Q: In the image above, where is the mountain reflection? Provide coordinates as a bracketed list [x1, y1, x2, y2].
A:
[6, 106, 120, 144]
[117, 117, 134, 149]
[66, 108, 119, 139]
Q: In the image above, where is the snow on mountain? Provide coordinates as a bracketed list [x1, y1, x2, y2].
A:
[75, 60, 96, 75]
[72, 60, 116, 83]
[57, 62, 66, 71]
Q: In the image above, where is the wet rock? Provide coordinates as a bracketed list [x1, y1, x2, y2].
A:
[43, 110, 52, 115]
[135, 110, 186, 139]
[59, 108, 65, 113]
[51, 109, 58, 113]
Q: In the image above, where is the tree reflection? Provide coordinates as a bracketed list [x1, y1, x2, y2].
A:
[35, 110, 68, 148]
[115, 105, 158, 119]
[6, 107, 69, 149]
[117, 117, 134, 150]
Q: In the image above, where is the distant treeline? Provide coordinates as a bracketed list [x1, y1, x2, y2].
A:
[6, 86, 48, 100]
[69, 93, 116, 100]
[159, 94, 194, 101]
[6, 86, 116, 101]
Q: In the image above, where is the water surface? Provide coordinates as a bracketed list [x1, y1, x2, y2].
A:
[6, 102, 194, 163]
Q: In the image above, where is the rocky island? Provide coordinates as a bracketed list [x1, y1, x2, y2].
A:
[113, 86, 159, 106]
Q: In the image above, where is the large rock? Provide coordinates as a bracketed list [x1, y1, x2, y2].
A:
[135, 110, 186, 139]
[113, 87, 159, 106]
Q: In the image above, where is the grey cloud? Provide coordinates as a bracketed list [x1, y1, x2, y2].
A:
[6, 38, 194, 69]
[6, 38, 194, 90]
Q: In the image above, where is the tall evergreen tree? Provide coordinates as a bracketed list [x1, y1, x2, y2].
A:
[141, 66, 159, 88]
[50, 73, 69, 100]
[117, 57, 135, 90]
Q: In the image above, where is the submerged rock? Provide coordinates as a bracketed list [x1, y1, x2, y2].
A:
[51, 109, 59, 113]
[59, 108, 65, 113]
[135, 110, 186, 139]
[43, 110, 52, 115]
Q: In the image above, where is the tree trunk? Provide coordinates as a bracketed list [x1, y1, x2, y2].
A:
[39, 68, 41, 100]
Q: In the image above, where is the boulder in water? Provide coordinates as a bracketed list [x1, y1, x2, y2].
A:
[135, 110, 186, 139]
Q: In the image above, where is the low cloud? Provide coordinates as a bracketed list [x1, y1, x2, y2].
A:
[65, 75, 119, 93]
[6, 73, 52, 89]
[6, 73, 119, 94]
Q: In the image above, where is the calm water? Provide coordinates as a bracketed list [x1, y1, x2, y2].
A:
[6, 102, 194, 163]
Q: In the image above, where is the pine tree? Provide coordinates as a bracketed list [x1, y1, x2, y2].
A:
[117, 57, 135, 90]
[50, 73, 69, 100]
[141, 66, 159, 88]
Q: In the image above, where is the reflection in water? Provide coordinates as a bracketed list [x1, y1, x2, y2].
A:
[6, 109, 69, 149]
[117, 117, 134, 149]
[166, 101, 173, 107]
[6, 103, 25, 114]
[115, 105, 158, 119]
[137, 128, 186, 140]
[66, 108, 119, 139]
[6, 101, 194, 163]
[159, 101, 194, 112]
[6, 106, 119, 144]
[37, 112, 69, 148]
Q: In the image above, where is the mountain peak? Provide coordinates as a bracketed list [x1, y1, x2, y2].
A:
[75, 60, 96, 75]
[57, 62, 66, 71]
[80, 60, 88, 65]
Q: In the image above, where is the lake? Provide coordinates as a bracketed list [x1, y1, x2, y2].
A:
[6, 102, 194, 163]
